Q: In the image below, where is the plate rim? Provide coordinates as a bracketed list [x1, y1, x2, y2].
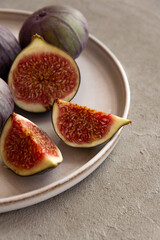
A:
[0, 8, 130, 212]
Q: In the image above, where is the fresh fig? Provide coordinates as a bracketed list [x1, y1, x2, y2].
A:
[0, 78, 14, 133]
[0, 24, 21, 81]
[8, 34, 80, 113]
[19, 5, 88, 58]
[52, 99, 131, 147]
[0, 112, 63, 176]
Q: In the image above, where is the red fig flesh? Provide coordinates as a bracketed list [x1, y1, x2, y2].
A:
[0, 113, 63, 176]
[8, 35, 80, 112]
[52, 99, 131, 147]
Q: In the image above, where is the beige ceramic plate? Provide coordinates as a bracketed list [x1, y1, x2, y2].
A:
[0, 9, 130, 213]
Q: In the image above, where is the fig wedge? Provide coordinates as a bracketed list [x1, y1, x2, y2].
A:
[52, 99, 131, 147]
[0, 112, 63, 176]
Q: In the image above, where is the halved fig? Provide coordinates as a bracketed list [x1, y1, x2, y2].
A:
[52, 99, 131, 147]
[8, 34, 80, 112]
[0, 112, 63, 176]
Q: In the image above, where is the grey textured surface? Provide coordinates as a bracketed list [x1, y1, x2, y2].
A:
[0, 0, 160, 239]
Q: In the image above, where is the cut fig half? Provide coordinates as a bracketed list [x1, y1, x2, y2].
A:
[0, 112, 63, 176]
[8, 34, 80, 112]
[52, 99, 131, 148]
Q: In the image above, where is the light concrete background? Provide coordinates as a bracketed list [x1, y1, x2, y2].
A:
[0, 0, 160, 239]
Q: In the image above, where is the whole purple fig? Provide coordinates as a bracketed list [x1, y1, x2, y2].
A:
[19, 5, 89, 58]
[0, 78, 14, 133]
[0, 24, 21, 81]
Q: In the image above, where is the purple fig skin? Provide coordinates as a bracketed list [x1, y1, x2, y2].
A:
[0, 78, 14, 133]
[19, 5, 89, 58]
[0, 24, 21, 81]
